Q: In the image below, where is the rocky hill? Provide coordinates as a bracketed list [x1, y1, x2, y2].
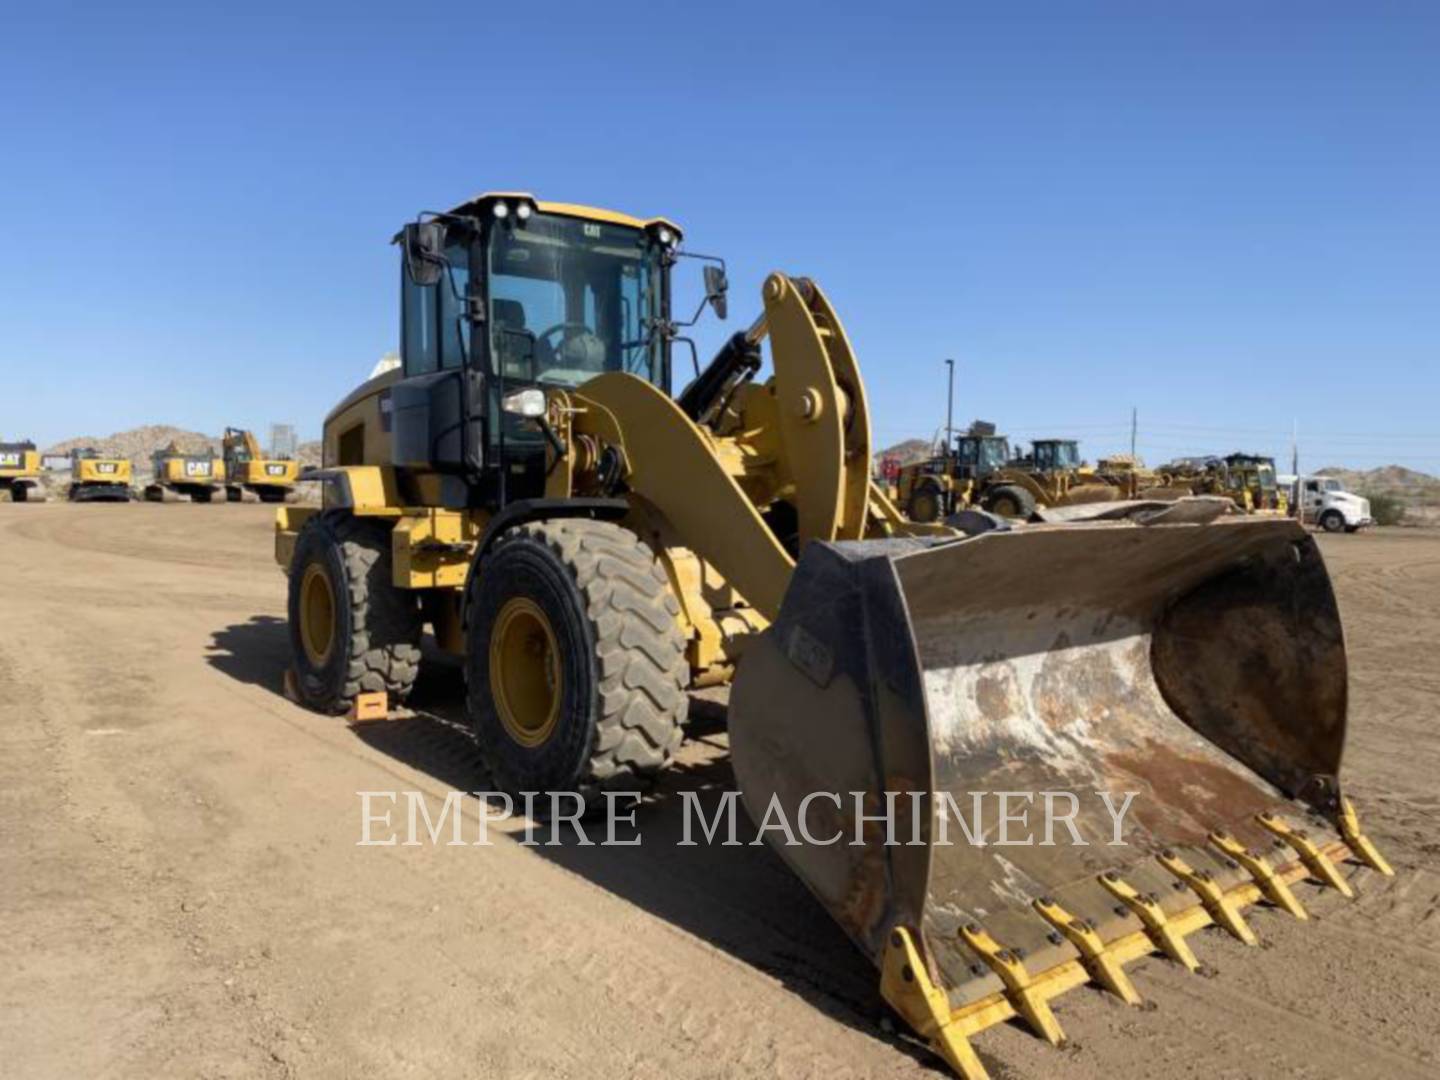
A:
[1315, 464, 1440, 500]
[875, 438, 937, 467]
[45, 425, 219, 461]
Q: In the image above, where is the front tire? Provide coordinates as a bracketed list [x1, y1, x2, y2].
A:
[1319, 510, 1345, 534]
[466, 519, 687, 809]
[287, 512, 423, 713]
[984, 484, 1037, 520]
[906, 482, 944, 524]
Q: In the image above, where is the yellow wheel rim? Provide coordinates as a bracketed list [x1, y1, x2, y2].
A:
[299, 562, 337, 667]
[490, 597, 562, 748]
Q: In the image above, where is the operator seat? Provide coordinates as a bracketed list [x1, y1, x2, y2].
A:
[493, 299, 533, 380]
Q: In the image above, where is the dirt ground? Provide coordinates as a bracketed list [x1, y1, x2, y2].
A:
[2, 504, 1437, 1079]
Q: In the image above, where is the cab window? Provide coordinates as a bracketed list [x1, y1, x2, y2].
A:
[402, 269, 439, 375]
[402, 231, 471, 375]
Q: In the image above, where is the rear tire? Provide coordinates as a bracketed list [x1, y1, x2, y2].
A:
[1319, 510, 1345, 534]
[287, 512, 422, 714]
[466, 519, 687, 810]
[984, 484, 1036, 520]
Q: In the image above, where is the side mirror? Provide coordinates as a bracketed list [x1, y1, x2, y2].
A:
[703, 264, 728, 320]
[402, 221, 447, 287]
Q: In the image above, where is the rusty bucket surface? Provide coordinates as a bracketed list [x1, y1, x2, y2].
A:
[729, 515, 1350, 1010]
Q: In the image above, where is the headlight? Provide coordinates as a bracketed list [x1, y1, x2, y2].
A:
[492, 201, 510, 219]
[502, 388, 546, 418]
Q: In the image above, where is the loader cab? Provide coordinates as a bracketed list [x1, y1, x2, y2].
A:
[1030, 440, 1082, 474]
[952, 435, 1010, 479]
[390, 193, 679, 507]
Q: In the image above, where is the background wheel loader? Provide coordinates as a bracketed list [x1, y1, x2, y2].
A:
[897, 426, 1125, 521]
[893, 426, 1013, 523]
[222, 426, 299, 503]
[1165, 452, 1288, 515]
[0, 440, 48, 502]
[67, 447, 133, 501]
[979, 436, 1121, 517]
[145, 441, 226, 502]
[1095, 452, 1195, 501]
[274, 192, 1392, 1080]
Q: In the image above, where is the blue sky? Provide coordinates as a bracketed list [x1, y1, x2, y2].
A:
[2, 1, 1436, 472]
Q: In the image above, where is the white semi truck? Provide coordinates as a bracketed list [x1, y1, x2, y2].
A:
[1280, 473, 1374, 533]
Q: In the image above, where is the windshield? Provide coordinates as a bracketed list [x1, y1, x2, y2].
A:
[1035, 441, 1080, 470]
[488, 213, 665, 391]
[1324, 479, 1343, 492]
[1255, 463, 1276, 490]
[979, 438, 1008, 469]
[956, 437, 1009, 472]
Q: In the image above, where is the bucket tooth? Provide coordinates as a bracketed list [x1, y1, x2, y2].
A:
[1256, 813, 1354, 897]
[1336, 797, 1394, 877]
[959, 923, 1066, 1046]
[879, 927, 990, 1080]
[1209, 830, 1308, 920]
[1032, 897, 1142, 1006]
[1157, 850, 1258, 945]
[1098, 871, 1202, 972]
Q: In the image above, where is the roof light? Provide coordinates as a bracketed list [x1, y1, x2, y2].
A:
[515, 202, 532, 221]
[492, 201, 510, 219]
[657, 227, 674, 246]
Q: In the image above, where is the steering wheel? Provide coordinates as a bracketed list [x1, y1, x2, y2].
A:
[533, 321, 595, 363]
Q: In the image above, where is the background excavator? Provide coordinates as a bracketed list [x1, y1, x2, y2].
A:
[145, 441, 226, 502]
[67, 447, 133, 501]
[222, 427, 299, 503]
[0, 439, 47, 502]
[274, 193, 1391, 1079]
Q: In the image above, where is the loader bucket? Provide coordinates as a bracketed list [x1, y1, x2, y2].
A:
[730, 516, 1387, 1073]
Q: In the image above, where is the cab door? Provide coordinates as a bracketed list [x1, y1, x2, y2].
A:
[392, 222, 487, 479]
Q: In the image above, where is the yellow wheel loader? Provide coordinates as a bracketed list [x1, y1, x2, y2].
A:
[222, 427, 299, 503]
[275, 193, 1392, 1080]
[67, 448, 133, 501]
[0, 440, 47, 502]
[1165, 453, 1289, 516]
[145, 442, 226, 502]
[898, 430, 1125, 522]
[978, 437, 1120, 518]
[1095, 453, 1195, 501]
[892, 429, 1011, 523]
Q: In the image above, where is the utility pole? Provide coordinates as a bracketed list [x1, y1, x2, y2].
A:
[1291, 418, 1299, 475]
[1130, 406, 1137, 461]
[944, 358, 955, 451]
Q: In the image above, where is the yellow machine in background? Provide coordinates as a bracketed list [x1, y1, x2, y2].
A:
[1165, 453, 1288, 515]
[977, 437, 1119, 517]
[223, 427, 299, 503]
[273, 192, 1391, 1080]
[67, 448, 133, 501]
[145, 442, 226, 503]
[1095, 453, 1196, 501]
[896, 429, 1124, 522]
[0, 440, 47, 502]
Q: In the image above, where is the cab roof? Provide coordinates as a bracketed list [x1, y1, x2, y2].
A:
[442, 191, 682, 238]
